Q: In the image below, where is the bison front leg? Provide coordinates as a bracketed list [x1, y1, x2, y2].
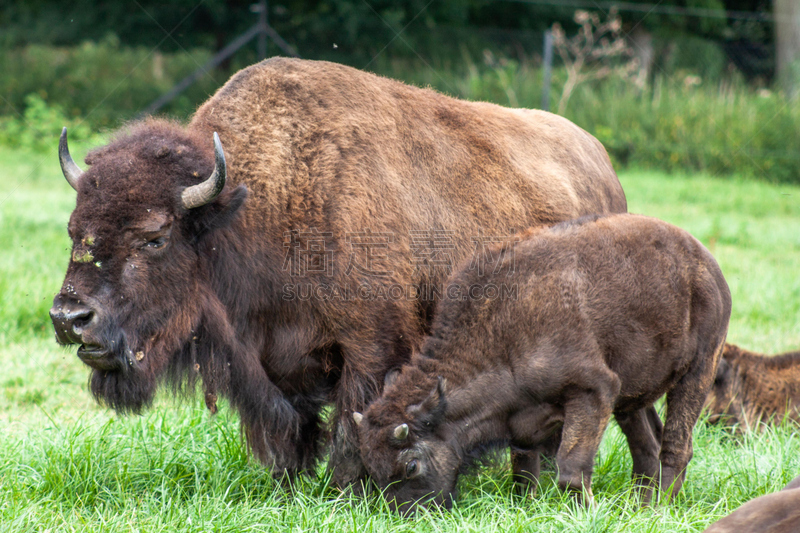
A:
[556, 370, 620, 506]
[511, 449, 541, 495]
[328, 344, 384, 488]
[615, 405, 663, 503]
[283, 392, 329, 475]
[239, 391, 307, 476]
[329, 414, 366, 489]
[225, 348, 316, 479]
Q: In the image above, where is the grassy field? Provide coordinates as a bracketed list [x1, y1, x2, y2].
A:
[0, 143, 799, 532]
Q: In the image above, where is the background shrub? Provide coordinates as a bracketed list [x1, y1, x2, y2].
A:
[0, 28, 797, 182]
[0, 37, 218, 129]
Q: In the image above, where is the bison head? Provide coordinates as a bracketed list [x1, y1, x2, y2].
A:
[355, 374, 459, 513]
[50, 122, 247, 413]
[705, 354, 747, 429]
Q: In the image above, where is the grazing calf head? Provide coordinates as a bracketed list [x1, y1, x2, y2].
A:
[355, 374, 458, 513]
[705, 354, 744, 427]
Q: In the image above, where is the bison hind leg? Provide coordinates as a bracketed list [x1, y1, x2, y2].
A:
[658, 337, 727, 499]
[615, 405, 663, 503]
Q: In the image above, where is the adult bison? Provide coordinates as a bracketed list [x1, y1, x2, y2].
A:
[50, 58, 626, 486]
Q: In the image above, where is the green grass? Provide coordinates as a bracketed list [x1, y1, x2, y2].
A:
[1, 144, 799, 531]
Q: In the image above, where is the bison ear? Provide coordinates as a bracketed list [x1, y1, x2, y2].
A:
[188, 185, 247, 237]
[407, 376, 447, 424]
[384, 368, 401, 389]
[714, 357, 731, 386]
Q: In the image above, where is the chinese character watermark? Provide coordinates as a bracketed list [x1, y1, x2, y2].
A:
[410, 228, 456, 276]
[282, 228, 334, 277]
[345, 229, 394, 277]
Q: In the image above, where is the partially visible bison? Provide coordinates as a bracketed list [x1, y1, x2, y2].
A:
[706, 343, 800, 430]
[355, 214, 731, 512]
[702, 475, 800, 533]
[49, 58, 627, 486]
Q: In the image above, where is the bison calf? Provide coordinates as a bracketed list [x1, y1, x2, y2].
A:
[702, 475, 800, 533]
[354, 214, 731, 512]
[706, 343, 800, 430]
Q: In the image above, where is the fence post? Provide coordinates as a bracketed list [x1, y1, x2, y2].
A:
[141, 2, 298, 116]
[542, 29, 553, 112]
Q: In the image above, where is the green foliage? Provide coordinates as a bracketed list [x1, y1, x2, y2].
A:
[0, 38, 220, 129]
[0, 94, 100, 153]
[390, 53, 800, 184]
[1, 40, 799, 182]
[575, 76, 800, 183]
[662, 35, 729, 80]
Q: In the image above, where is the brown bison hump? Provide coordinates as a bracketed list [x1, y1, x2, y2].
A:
[189, 58, 625, 235]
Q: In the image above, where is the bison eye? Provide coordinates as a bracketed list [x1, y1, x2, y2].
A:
[144, 237, 167, 250]
[405, 459, 419, 478]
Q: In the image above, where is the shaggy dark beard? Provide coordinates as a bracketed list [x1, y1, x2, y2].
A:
[88, 330, 158, 414]
[87, 296, 328, 477]
[89, 365, 158, 414]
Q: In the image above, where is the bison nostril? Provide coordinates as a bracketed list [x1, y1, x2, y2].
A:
[50, 301, 96, 344]
[72, 310, 94, 332]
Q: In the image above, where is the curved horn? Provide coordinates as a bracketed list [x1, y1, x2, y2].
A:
[59, 127, 84, 191]
[353, 412, 364, 426]
[393, 423, 409, 441]
[181, 132, 227, 209]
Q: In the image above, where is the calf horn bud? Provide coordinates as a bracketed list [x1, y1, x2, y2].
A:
[352, 412, 363, 426]
[59, 127, 84, 191]
[393, 423, 409, 440]
[181, 132, 227, 209]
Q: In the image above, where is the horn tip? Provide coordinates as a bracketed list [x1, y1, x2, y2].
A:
[394, 423, 409, 440]
[212, 132, 224, 153]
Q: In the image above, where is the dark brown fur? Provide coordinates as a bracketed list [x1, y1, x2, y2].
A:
[357, 214, 731, 511]
[705, 343, 800, 430]
[702, 475, 800, 533]
[51, 58, 626, 485]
